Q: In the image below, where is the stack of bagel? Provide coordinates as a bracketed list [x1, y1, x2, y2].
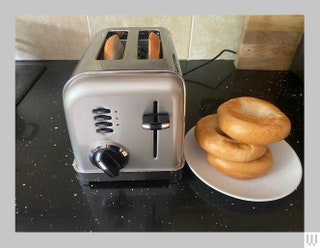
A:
[195, 96, 291, 180]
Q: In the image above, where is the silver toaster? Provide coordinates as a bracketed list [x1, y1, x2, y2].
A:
[63, 27, 186, 185]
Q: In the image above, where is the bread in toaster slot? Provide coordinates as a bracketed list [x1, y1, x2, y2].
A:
[148, 32, 161, 60]
[97, 31, 127, 60]
[103, 34, 124, 60]
[137, 30, 162, 60]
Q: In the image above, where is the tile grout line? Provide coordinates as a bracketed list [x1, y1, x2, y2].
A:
[187, 15, 195, 60]
[86, 15, 92, 42]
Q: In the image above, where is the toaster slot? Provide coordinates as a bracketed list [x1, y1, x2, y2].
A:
[137, 30, 162, 60]
[96, 31, 128, 60]
[152, 101, 159, 158]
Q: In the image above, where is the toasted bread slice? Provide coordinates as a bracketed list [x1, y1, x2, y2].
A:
[148, 32, 160, 60]
[103, 34, 124, 60]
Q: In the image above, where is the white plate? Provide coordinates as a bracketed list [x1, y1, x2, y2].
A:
[184, 127, 303, 202]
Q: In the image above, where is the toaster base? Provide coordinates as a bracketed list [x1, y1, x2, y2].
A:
[72, 161, 184, 186]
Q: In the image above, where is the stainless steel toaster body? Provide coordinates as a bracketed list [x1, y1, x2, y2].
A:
[63, 27, 185, 184]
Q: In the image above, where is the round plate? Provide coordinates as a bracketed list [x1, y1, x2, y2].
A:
[184, 127, 303, 202]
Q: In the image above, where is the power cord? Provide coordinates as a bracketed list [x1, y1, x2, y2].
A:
[182, 49, 237, 77]
[182, 49, 237, 90]
[185, 72, 234, 90]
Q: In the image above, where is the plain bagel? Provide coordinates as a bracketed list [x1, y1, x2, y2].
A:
[195, 114, 267, 162]
[217, 96, 291, 145]
[206, 147, 274, 180]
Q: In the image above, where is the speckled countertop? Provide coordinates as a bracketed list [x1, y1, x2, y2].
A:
[16, 60, 304, 232]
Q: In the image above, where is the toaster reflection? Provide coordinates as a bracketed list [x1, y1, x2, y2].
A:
[79, 181, 179, 231]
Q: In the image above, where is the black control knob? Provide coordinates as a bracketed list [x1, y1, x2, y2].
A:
[90, 144, 129, 177]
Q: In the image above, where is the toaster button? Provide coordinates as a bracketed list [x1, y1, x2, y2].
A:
[96, 127, 113, 133]
[92, 108, 111, 114]
[94, 115, 112, 121]
[95, 121, 113, 127]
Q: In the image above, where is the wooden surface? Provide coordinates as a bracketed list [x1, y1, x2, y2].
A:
[234, 15, 304, 71]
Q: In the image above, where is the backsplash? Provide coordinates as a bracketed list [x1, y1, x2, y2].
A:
[15, 15, 244, 61]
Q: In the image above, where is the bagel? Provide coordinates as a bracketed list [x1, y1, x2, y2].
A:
[148, 32, 161, 60]
[206, 147, 274, 180]
[217, 96, 291, 145]
[103, 34, 124, 60]
[195, 114, 267, 162]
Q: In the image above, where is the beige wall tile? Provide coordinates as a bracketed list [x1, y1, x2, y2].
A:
[189, 15, 245, 60]
[87, 15, 193, 60]
[15, 15, 245, 61]
[15, 15, 90, 60]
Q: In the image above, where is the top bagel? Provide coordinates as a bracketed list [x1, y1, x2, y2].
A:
[217, 96, 291, 145]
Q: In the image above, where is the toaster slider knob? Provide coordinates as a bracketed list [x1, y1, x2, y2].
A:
[90, 144, 129, 177]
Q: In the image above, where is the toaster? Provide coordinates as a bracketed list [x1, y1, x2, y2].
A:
[63, 27, 186, 185]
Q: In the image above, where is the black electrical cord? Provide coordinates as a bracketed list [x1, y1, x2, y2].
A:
[182, 49, 237, 77]
[182, 49, 237, 90]
[185, 72, 234, 90]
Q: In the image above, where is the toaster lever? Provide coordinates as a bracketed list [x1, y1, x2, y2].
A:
[142, 113, 170, 130]
[142, 101, 170, 158]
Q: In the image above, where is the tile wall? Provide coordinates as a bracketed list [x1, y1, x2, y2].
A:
[15, 15, 245, 60]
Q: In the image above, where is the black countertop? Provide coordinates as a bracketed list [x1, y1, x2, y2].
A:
[16, 60, 304, 232]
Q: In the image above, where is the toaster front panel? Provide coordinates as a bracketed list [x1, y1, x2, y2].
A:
[63, 71, 185, 174]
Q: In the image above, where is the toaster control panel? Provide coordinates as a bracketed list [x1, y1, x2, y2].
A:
[89, 144, 129, 177]
[92, 107, 113, 134]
